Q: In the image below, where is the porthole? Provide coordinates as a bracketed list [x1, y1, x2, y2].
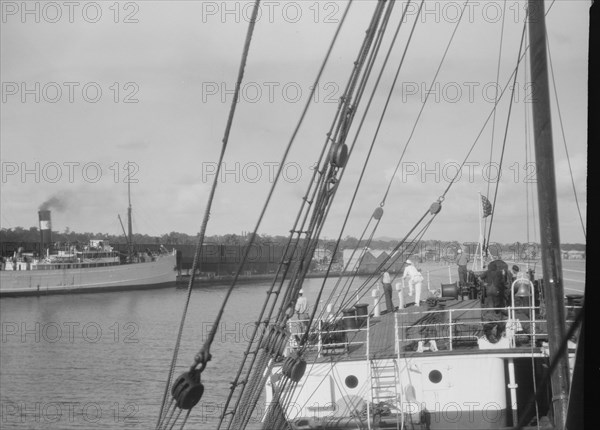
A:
[428, 370, 442, 384]
[345, 375, 358, 389]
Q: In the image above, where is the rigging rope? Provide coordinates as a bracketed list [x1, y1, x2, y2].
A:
[485, 12, 529, 248]
[155, 1, 262, 428]
[273, 0, 390, 340]
[214, 3, 362, 428]
[483, 0, 561, 256]
[523, 28, 539, 251]
[546, 33, 587, 239]
[306, 0, 456, 327]
[381, 0, 470, 205]
[283, 1, 402, 334]
[225, 5, 398, 394]
[292, 0, 443, 334]
[268, 1, 541, 421]
[285, 212, 439, 422]
[334, 214, 437, 317]
[263, 3, 576, 429]
[439, 0, 560, 206]
[524, 29, 532, 247]
[440, 37, 534, 200]
[484, 0, 507, 250]
[220, 2, 398, 427]
[300, 206, 437, 358]
[291, 1, 465, 320]
[292, 0, 410, 345]
[154, 0, 579, 428]
[281, 0, 466, 363]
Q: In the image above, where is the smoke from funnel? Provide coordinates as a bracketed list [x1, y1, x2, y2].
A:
[39, 195, 68, 212]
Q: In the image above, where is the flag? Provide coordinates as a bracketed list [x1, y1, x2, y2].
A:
[481, 195, 493, 218]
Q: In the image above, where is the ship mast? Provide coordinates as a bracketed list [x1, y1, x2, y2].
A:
[527, 1, 570, 428]
[127, 162, 133, 262]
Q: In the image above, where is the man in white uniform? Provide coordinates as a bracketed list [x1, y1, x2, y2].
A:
[403, 260, 425, 305]
[295, 290, 309, 332]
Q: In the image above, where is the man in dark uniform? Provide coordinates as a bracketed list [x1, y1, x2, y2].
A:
[479, 259, 510, 343]
[456, 249, 469, 287]
[481, 258, 509, 308]
[382, 271, 394, 313]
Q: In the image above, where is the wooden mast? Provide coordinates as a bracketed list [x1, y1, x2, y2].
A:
[527, 1, 570, 428]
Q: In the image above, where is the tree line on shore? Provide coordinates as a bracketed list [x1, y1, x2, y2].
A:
[0, 226, 586, 254]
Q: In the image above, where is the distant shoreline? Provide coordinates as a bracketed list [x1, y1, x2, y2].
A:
[2, 258, 584, 297]
[175, 271, 351, 288]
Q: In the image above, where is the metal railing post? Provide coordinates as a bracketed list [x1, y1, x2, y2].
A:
[318, 319, 322, 357]
[448, 309, 453, 351]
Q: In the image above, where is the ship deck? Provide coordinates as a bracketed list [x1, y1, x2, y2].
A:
[288, 297, 581, 362]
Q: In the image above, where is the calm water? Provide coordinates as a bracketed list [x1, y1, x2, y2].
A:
[0, 261, 585, 429]
[0, 275, 359, 430]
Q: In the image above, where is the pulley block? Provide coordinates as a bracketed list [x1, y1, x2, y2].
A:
[171, 370, 204, 410]
[260, 324, 290, 358]
[429, 201, 442, 215]
[282, 355, 307, 382]
[372, 206, 384, 220]
[329, 142, 349, 168]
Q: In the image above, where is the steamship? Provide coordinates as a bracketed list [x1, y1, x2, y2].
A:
[0, 209, 177, 297]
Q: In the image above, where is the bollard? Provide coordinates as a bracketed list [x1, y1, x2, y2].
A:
[396, 282, 404, 308]
[372, 289, 380, 317]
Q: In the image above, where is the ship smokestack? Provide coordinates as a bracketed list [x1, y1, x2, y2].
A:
[38, 210, 52, 250]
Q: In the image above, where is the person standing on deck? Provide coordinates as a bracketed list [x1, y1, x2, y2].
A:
[295, 290, 309, 332]
[456, 249, 469, 288]
[403, 260, 425, 305]
[382, 271, 394, 313]
[508, 264, 520, 284]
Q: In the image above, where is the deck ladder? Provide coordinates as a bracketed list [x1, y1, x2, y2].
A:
[367, 314, 401, 430]
[369, 358, 400, 429]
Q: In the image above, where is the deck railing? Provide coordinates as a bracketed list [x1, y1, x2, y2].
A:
[285, 300, 582, 356]
[287, 313, 370, 357]
[393, 302, 583, 353]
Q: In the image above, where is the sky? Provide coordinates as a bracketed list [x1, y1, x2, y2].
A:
[0, 0, 589, 246]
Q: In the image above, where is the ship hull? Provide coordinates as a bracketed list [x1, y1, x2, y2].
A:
[263, 297, 581, 430]
[267, 355, 516, 430]
[0, 253, 176, 297]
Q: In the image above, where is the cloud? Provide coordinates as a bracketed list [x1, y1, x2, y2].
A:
[0, 1, 588, 245]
